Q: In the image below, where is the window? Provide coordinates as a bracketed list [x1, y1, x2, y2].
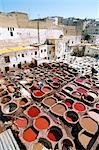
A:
[49, 51, 51, 54]
[13, 64, 15, 67]
[72, 41, 73, 44]
[31, 53, 33, 55]
[58, 57, 60, 59]
[44, 49, 46, 52]
[66, 30, 67, 34]
[10, 32, 13, 36]
[24, 61, 26, 63]
[35, 51, 37, 55]
[48, 57, 49, 60]
[22, 54, 24, 57]
[41, 50, 43, 53]
[8, 27, 9, 31]
[26, 53, 27, 55]
[18, 54, 20, 57]
[4, 56, 10, 63]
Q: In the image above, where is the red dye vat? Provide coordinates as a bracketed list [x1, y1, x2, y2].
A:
[51, 77, 58, 81]
[47, 132, 57, 141]
[42, 87, 51, 93]
[33, 90, 44, 97]
[15, 117, 28, 128]
[74, 102, 86, 112]
[27, 106, 40, 118]
[77, 88, 87, 94]
[76, 79, 83, 83]
[64, 101, 72, 107]
[96, 104, 99, 109]
[23, 128, 38, 142]
[35, 117, 49, 130]
[72, 91, 80, 96]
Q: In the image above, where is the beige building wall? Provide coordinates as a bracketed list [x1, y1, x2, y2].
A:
[9, 12, 29, 28]
[28, 20, 62, 29]
[0, 12, 18, 28]
[63, 26, 81, 36]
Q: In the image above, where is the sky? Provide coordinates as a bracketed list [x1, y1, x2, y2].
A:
[0, 0, 98, 19]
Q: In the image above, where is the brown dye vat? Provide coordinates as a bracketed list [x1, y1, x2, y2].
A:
[79, 116, 98, 134]
[7, 85, 15, 93]
[0, 90, 8, 97]
[0, 88, 4, 93]
[19, 98, 28, 107]
[23, 127, 38, 142]
[78, 129, 92, 149]
[51, 103, 67, 116]
[42, 97, 57, 108]
[1, 95, 11, 104]
[33, 143, 44, 150]
[47, 126, 63, 142]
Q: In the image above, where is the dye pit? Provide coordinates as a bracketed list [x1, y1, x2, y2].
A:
[0, 62, 99, 150]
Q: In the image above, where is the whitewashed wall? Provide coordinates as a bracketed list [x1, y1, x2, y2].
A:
[84, 47, 99, 56]
[0, 27, 82, 47]
[0, 27, 63, 47]
[0, 45, 49, 71]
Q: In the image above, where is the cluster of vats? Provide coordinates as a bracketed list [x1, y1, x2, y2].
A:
[64, 56, 99, 76]
[0, 62, 99, 150]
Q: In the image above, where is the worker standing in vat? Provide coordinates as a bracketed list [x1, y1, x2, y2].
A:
[91, 66, 98, 76]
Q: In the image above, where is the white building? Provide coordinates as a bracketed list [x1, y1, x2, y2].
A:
[84, 45, 99, 57]
[0, 44, 49, 72]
